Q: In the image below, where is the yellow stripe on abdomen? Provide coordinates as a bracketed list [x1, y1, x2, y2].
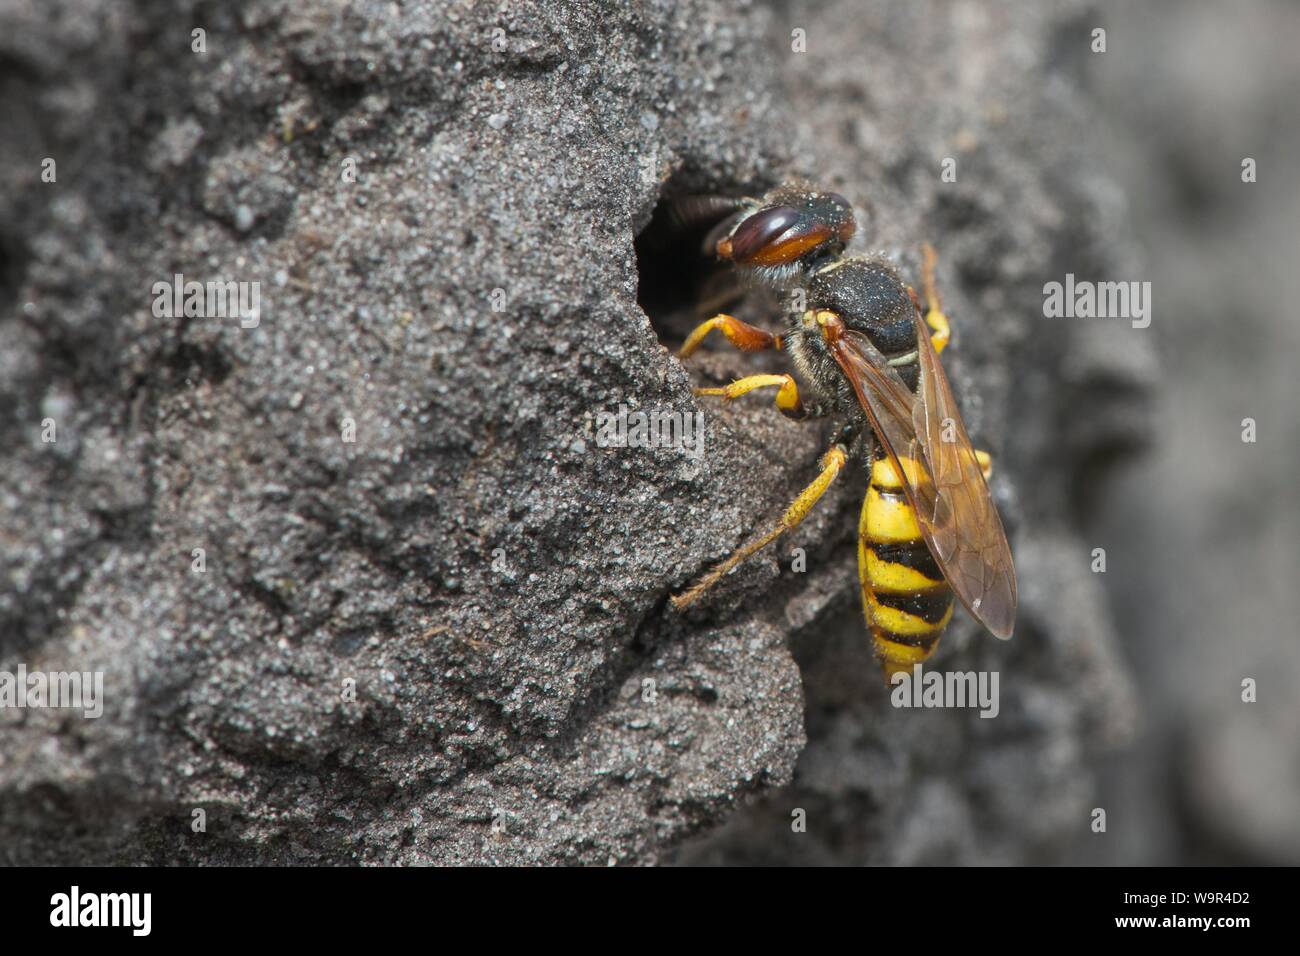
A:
[863, 548, 945, 593]
[872, 637, 934, 678]
[859, 452, 955, 681]
[862, 485, 923, 543]
[870, 455, 925, 490]
[864, 593, 953, 635]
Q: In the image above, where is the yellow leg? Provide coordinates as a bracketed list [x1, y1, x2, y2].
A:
[920, 243, 950, 354]
[974, 449, 992, 481]
[695, 373, 805, 419]
[671, 444, 848, 609]
[679, 314, 782, 359]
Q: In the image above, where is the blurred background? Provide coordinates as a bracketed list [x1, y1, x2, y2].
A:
[1077, 0, 1300, 865]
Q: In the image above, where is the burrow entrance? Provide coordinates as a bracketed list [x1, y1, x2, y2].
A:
[634, 181, 782, 349]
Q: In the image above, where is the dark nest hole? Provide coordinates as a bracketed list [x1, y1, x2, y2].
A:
[634, 184, 781, 349]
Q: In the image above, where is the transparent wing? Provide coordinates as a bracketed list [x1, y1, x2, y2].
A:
[828, 313, 1017, 639]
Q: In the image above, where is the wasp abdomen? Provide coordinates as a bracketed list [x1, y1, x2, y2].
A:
[858, 448, 955, 680]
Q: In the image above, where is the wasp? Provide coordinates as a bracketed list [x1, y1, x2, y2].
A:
[668, 182, 1017, 679]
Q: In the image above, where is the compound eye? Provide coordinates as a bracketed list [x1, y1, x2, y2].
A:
[719, 205, 799, 261]
[718, 205, 832, 265]
[825, 192, 851, 211]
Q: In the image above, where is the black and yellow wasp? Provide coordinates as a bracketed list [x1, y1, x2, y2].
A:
[668, 182, 1017, 679]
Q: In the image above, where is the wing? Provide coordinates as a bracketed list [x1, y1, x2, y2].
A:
[828, 313, 1017, 639]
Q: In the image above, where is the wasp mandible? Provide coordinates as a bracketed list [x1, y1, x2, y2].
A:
[669, 182, 1017, 680]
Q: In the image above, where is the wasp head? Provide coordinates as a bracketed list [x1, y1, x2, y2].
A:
[716, 184, 856, 287]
